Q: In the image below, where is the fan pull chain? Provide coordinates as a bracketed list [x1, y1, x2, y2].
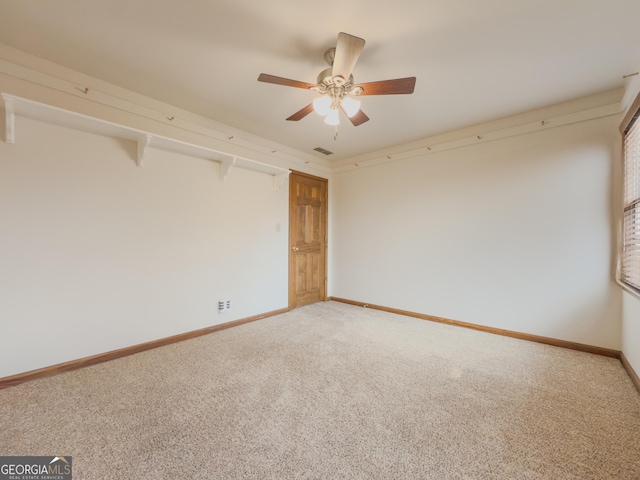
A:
[334, 126, 339, 141]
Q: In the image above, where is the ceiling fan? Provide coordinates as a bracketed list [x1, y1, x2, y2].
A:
[257, 32, 416, 129]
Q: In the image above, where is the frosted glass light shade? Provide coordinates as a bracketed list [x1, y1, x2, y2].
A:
[324, 108, 340, 125]
[313, 96, 331, 116]
[341, 97, 361, 117]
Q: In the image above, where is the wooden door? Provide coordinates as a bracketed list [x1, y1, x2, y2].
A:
[289, 171, 328, 307]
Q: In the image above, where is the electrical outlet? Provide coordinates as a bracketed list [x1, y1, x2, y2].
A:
[218, 299, 230, 314]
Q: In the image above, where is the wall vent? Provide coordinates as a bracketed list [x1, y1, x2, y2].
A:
[313, 147, 334, 156]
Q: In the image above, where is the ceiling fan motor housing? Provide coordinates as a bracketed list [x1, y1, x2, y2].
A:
[316, 68, 359, 97]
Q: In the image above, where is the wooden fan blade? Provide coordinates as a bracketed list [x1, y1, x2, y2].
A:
[341, 106, 369, 126]
[286, 103, 314, 121]
[356, 77, 416, 95]
[331, 32, 365, 83]
[258, 74, 316, 90]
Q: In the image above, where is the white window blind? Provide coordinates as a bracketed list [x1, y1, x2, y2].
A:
[622, 112, 640, 291]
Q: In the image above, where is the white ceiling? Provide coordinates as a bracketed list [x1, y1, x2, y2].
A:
[1, 0, 640, 161]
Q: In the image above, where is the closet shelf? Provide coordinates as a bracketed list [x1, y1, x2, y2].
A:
[1, 93, 290, 191]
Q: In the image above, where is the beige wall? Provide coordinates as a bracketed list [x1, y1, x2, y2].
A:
[0, 116, 289, 377]
[331, 115, 622, 349]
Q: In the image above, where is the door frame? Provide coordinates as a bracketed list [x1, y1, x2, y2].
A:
[288, 170, 329, 308]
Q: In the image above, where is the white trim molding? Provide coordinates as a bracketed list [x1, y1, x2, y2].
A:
[332, 89, 624, 173]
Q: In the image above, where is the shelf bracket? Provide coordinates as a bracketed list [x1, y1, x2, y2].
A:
[220, 157, 236, 182]
[274, 172, 290, 192]
[2, 94, 15, 144]
[137, 134, 152, 167]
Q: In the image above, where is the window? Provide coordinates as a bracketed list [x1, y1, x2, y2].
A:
[621, 95, 640, 293]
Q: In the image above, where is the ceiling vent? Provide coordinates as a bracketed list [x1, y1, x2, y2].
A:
[313, 147, 334, 156]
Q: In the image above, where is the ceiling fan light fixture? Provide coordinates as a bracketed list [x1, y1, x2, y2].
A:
[341, 96, 361, 117]
[324, 108, 340, 125]
[313, 96, 332, 116]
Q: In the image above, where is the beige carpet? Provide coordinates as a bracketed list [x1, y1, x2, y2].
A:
[1, 301, 639, 479]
